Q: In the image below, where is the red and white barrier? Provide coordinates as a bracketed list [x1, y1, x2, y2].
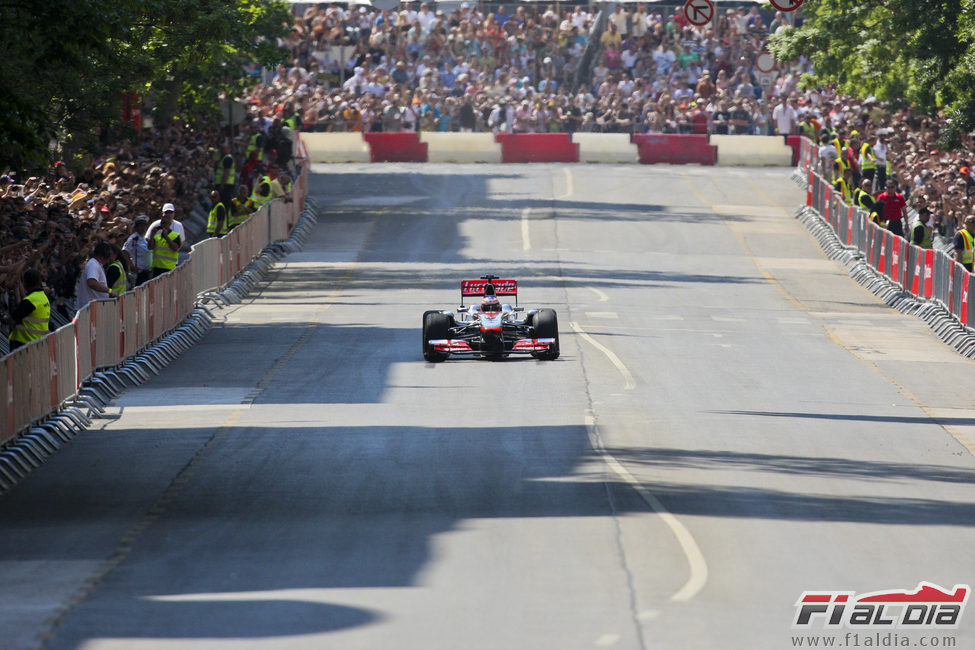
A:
[0, 145, 311, 444]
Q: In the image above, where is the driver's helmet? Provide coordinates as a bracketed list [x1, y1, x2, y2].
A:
[480, 295, 502, 314]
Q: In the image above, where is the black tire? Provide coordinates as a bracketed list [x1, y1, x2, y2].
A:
[532, 308, 560, 360]
[422, 311, 450, 362]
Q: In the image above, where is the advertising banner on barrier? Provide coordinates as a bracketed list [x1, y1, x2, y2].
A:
[968, 274, 975, 328]
[846, 206, 855, 246]
[27, 342, 46, 428]
[890, 237, 905, 288]
[961, 270, 971, 325]
[55, 324, 76, 405]
[821, 183, 830, 223]
[878, 230, 889, 276]
[75, 305, 93, 385]
[923, 249, 935, 298]
[47, 336, 59, 410]
[94, 298, 120, 370]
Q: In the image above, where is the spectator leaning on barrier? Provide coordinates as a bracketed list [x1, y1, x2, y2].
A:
[953, 215, 975, 272]
[911, 197, 935, 249]
[148, 210, 181, 278]
[7, 268, 50, 350]
[854, 178, 877, 214]
[249, 176, 273, 212]
[876, 179, 907, 237]
[147, 203, 186, 248]
[123, 215, 151, 287]
[75, 241, 116, 311]
[230, 185, 253, 230]
[270, 172, 292, 203]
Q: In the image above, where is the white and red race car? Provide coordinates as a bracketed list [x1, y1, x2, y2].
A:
[422, 275, 560, 362]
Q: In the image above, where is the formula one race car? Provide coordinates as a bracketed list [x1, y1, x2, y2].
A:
[422, 275, 560, 362]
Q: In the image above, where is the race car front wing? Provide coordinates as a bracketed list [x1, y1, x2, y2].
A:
[427, 338, 557, 356]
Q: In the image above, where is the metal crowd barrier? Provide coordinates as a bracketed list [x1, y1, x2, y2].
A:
[796, 135, 975, 347]
[1, 151, 311, 445]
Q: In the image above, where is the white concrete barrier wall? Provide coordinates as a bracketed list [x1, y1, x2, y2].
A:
[710, 135, 792, 166]
[420, 132, 502, 163]
[303, 132, 371, 163]
[572, 133, 639, 163]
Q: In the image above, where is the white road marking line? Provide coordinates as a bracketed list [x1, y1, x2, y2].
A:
[522, 207, 532, 251]
[586, 412, 709, 603]
[588, 286, 610, 302]
[559, 167, 574, 198]
[571, 321, 636, 390]
[585, 311, 618, 319]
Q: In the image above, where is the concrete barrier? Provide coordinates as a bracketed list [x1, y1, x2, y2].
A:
[573, 133, 639, 163]
[710, 135, 792, 166]
[631, 134, 717, 165]
[421, 132, 502, 163]
[363, 132, 428, 162]
[302, 133, 371, 163]
[496, 133, 579, 163]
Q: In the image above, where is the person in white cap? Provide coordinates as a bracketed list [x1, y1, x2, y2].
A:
[146, 203, 186, 252]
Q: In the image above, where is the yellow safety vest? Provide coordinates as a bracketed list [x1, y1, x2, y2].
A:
[960, 229, 974, 266]
[245, 133, 264, 163]
[9, 290, 50, 344]
[249, 183, 272, 211]
[230, 198, 251, 228]
[107, 260, 127, 295]
[913, 220, 933, 249]
[207, 201, 228, 236]
[216, 154, 236, 187]
[859, 142, 876, 171]
[834, 177, 851, 200]
[152, 231, 180, 271]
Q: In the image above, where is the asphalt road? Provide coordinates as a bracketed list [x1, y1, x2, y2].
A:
[2, 164, 974, 650]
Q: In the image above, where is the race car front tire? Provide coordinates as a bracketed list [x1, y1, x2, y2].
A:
[532, 308, 560, 360]
[422, 311, 450, 362]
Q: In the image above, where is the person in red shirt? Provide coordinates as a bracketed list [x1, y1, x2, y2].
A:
[876, 179, 907, 237]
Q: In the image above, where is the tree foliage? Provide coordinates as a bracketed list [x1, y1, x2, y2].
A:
[768, 0, 975, 144]
[0, 0, 291, 170]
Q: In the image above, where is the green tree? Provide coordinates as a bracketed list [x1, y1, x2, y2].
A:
[769, 0, 975, 144]
[0, 0, 291, 170]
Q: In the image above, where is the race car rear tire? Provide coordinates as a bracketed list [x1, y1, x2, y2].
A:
[532, 308, 560, 360]
[422, 311, 450, 362]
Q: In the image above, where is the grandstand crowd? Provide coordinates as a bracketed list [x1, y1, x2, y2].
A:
[4, 1, 975, 348]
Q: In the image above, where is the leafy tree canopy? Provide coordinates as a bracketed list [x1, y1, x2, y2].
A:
[769, 0, 975, 145]
[0, 0, 291, 170]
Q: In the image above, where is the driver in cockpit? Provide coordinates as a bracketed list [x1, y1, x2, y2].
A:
[479, 294, 502, 317]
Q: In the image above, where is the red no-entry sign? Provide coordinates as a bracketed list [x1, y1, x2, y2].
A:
[770, 0, 804, 12]
[684, 0, 714, 27]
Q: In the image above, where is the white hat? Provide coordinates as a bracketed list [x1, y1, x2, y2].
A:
[162, 203, 175, 213]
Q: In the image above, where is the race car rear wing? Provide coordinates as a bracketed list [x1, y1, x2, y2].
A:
[461, 276, 518, 307]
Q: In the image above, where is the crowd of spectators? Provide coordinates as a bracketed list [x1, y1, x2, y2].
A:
[0, 125, 224, 329]
[4, 1, 975, 351]
[274, 2, 973, 235]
